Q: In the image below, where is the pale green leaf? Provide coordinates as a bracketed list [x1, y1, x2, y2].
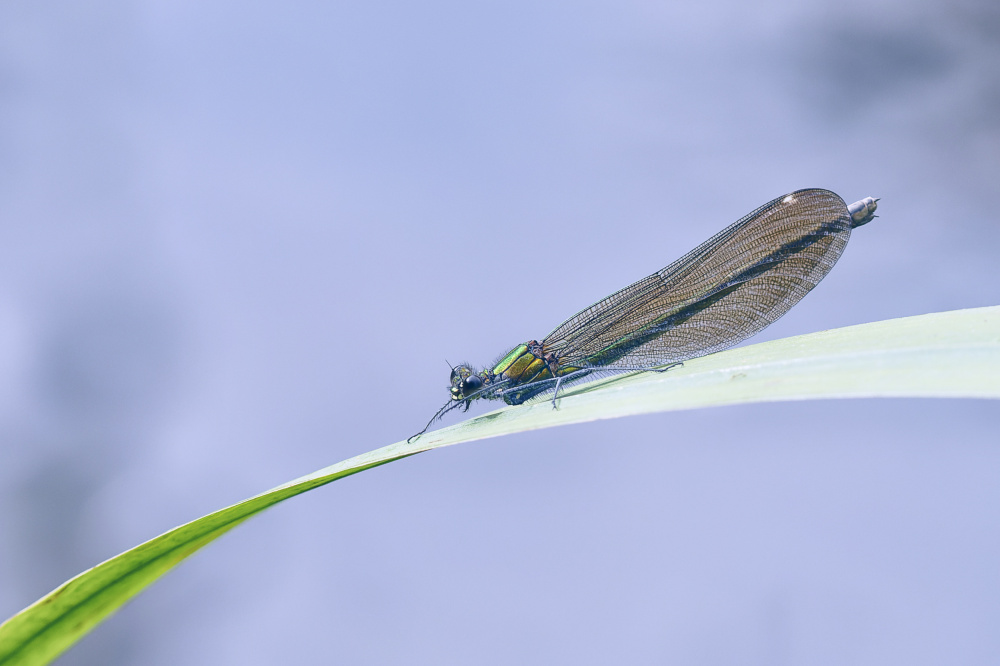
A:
[2, 306, 998, 665]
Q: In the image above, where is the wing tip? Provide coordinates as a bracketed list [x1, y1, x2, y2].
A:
[847, 196, 879, 227]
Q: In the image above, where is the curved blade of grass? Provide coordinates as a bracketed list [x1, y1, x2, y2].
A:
[2, 306, 999, 665]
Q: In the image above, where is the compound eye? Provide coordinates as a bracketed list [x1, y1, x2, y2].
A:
[463, 375, 483, 394]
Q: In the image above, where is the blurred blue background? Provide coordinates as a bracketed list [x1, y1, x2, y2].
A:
[2, 0, 999, 663]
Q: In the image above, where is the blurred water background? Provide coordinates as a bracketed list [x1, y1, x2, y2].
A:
[1, 0, 999, 663]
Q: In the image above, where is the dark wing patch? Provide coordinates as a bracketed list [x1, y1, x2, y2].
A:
[542, 189, 851, 367]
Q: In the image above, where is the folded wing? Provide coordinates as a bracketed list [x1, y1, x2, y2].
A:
[543, 189, 853, 367]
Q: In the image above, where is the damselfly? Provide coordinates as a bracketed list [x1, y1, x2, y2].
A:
[411, 189, 878, 441]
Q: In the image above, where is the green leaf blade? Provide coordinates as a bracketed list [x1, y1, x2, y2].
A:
[2, 306, 998, 665]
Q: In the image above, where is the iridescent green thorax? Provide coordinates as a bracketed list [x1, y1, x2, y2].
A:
[491, 344, 530, 377]
[484, 341, 581, 405]
[494, 343, 552, 387]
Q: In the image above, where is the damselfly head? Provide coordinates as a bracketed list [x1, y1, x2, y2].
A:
[449, 364, 484, 400]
